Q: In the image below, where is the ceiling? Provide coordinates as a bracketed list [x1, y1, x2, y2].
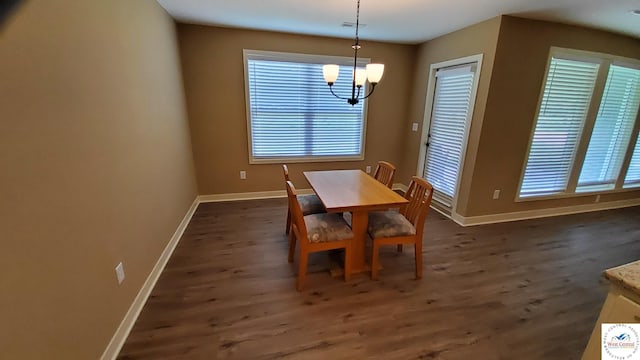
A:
[156, 0, 640, 44]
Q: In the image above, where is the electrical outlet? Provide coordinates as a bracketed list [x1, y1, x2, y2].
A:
[493, 189, 501, 200]
[240, 170, 246, 180]
[412, 123, 419, 132]
[365, 165, 372, 174]
[115, 262, 125, 285]
[595, 194, 600, 203]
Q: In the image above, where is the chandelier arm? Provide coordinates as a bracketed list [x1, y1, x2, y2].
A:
[361, 83, 378, 100]
[328, 85, 353, 101]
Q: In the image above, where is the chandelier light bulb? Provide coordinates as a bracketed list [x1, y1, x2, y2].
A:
[323, 64, 340, 84]
[366, 64, 385, 84]
[354, 68, 367, 86]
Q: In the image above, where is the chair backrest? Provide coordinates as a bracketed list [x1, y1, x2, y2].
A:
[285, 180, 309, 242]
[282, 164, 290, 182]
[373, 161, 396, 188]
[400, 176, 434, 232]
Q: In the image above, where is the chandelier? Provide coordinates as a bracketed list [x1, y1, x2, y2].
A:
[322, 0, 384, 106]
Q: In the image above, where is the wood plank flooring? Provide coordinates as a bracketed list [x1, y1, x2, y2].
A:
[117, 199, 640, 359]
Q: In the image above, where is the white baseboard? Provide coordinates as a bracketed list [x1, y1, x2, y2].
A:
[430, 204, 453, 219]
[449, 212, 466, 226]
[452, 197, 640, 226]
[395, 181, 639, 227]
[198, 183, 409, 204]
[197, 184, 639, 227]
[100, 197, 200, 360]
[197, 188, 313, 203]
[394, 183, 456, 222]
[392, 183, 408, 192]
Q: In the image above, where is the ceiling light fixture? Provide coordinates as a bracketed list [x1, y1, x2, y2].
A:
[322, 0, 384, 106]
[631, 9, 640, 15]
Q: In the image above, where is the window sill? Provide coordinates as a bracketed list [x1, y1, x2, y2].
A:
[516, 185, 640, 202]
[249, 154, 365, 165]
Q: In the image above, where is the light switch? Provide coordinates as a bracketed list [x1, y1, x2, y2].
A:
[115, 262, 125, 285]
[412, 123, 419, 132]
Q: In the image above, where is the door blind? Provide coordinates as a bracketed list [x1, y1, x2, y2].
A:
[423, 65, 475, 207]
[520, 57, 600, 197]
[578, 65, 640, 191]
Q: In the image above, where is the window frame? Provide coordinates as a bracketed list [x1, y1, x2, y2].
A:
[516, 47, 640, 202]
[242, 49, 370, 164]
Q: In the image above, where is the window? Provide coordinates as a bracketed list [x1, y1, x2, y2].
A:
[577, 65, 640, 191]
[520, 57, 600, 197]
[243, 50, 368, 163]
[519, 48, 640, 199]
[626, 137, 640, 188]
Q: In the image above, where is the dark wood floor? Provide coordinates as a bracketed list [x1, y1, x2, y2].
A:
[118, 199, 640, 359]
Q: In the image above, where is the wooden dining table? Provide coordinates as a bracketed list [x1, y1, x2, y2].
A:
[304, 169, 409, 275]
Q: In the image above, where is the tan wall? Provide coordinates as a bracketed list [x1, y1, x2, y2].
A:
[464, 16, 640, 216]
[399, 17, 502, 215]
[0, 1, 197, 358]
[178, 25, 416, 194]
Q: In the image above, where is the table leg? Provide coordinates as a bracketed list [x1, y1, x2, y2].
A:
[328, 211, 380, 277]
[350, 210, 369, 273]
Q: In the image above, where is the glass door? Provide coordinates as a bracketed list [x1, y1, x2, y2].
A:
[422, 63, 477, 209]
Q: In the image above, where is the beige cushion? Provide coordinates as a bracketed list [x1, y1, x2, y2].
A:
[303, 213, 353, 243]
[367, 211, 416, 239]
[298, 194, 326, 215]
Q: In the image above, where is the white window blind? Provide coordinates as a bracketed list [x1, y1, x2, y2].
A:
[519, 57, 600, 198]
[423, 65, 475, 207]
[578, 65, 640, 191]
[244, 50, 367, 163]
[625, 137, 640, 188]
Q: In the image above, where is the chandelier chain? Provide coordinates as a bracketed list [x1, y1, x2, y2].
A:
[355, 0, 360, 43]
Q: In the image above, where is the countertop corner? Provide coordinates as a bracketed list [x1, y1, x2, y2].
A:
[604, 260, 640, 296]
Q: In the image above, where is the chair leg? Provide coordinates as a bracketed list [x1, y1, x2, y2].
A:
[397, 244, 403, 253]
[296, 250, 308, 291]
[371, 241, 380, 280]
[415, 242, 422, 279]
[285, 208, 291, 235]
[287, 230, 296, 263]
[344, 242, 352, 282]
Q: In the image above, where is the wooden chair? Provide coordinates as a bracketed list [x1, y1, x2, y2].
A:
[286, 181, 352, 291]
[373, 161, 396, 188]
[367, 176, 433, 280]
[283, 164, 326, 235]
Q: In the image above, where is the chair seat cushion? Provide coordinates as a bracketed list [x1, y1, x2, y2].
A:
[298, 194, 326, 215]
[367, 210, 416, 239]
[304, 213, 353, 243]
